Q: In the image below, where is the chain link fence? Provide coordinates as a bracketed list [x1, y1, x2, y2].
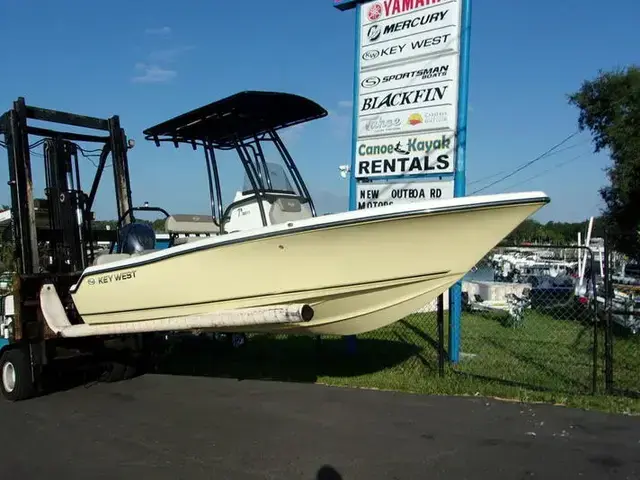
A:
[456, 244, 599, 396]
[602, 232, 640, 398]
[150, 242, 640, 403]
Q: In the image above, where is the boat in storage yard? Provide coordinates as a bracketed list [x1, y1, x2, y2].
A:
[63, 91, 549, 336]
[1, 91, 549, 340]
[0, 92, 550, 401]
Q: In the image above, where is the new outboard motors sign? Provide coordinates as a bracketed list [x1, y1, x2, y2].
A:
[356, 179, 454, 209]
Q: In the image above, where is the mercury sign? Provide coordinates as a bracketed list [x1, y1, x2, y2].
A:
[360, 3, 455, 50]
[356, 179, 454, 209]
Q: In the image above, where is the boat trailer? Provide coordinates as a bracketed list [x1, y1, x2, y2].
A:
[462, 289, 532, 327]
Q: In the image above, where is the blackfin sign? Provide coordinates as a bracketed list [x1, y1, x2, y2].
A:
[359, 85, 451, 114]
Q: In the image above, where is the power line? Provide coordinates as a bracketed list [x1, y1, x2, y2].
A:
[467, 139, 590, 187]
[470, 133, 582, 190]
[471, 130, 580, 195]
[472, 95, 635, 193]
[500, 152, 589, 191]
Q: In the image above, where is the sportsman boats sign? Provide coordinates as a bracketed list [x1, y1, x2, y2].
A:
[360, 60, 455, 93]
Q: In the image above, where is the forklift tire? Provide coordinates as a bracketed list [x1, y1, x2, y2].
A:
[0, 348, 36, 402]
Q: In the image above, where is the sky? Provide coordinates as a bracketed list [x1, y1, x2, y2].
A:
[0, 0, 638, 223]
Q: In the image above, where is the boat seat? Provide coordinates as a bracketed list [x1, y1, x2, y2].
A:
[173, 234, 213, 246]
[92, 249, 158, 266]
[268, 197, 313, 225]
[93, 253, 131, 266]
[165, 214, 220, 246]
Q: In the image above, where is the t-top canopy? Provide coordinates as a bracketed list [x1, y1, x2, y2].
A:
[143, 90, 328, 147]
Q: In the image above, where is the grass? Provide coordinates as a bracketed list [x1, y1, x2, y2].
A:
[152, 307, 640, 415]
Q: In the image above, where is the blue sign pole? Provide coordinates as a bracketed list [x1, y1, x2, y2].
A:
[448, 0, 472, 364]
[344, 3, 363, 355]
[348, 5, 361, 212]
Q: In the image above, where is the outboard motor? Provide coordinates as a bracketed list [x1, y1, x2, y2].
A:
[118, 222, 156, 254]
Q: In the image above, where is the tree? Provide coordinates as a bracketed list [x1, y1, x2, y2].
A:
[568, 65, 640, 259]
[503, 218, 604, 245]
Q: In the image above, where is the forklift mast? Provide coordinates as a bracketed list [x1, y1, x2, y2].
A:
[0, 97, 133, 277]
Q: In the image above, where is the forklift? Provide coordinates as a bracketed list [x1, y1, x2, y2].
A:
[0, 97, 154, 401]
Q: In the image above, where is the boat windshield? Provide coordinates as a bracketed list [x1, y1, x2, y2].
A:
[242, 162, 296, 195]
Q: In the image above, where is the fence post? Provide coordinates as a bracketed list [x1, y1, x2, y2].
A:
[437, 294, 445, 377]
[603, 230, 614, 393]
[589, 248, 598, 395]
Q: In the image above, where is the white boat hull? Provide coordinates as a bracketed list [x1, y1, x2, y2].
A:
[68, 192, 549, 336]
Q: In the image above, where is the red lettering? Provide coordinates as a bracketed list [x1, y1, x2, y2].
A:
[383, 0, 395, 16]
[383, 0, 434, 17]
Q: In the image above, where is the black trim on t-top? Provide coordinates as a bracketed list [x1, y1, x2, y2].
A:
[69, 195, 549, 294]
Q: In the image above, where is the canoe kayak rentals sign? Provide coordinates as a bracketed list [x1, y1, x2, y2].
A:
[356, 179, 454, 210]
[355, 132, 455, 178]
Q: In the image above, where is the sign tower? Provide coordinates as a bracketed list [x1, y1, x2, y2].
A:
[333, 0, 472, 363]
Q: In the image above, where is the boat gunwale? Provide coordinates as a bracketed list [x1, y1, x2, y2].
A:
[69, 192, 549, 294]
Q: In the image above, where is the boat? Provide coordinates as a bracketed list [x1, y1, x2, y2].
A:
[490, 248, 578, 283]
[48, 91, 549, 336]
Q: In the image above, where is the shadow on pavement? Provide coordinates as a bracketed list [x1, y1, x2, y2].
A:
[36, 356, 111, 397]
[317, 465, 343, 479]
[148, 333, 419, 384]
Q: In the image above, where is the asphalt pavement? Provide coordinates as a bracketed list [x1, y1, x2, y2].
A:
[0, 374, 638, 479]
